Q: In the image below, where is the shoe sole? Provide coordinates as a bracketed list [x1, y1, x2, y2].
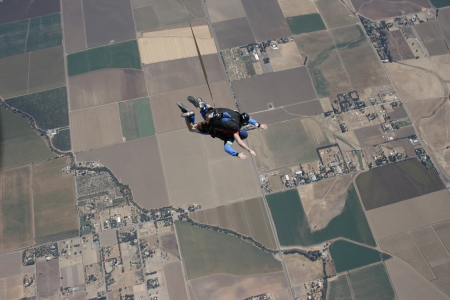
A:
[177, 102, 189, 113]
[187, 96, 201, 108]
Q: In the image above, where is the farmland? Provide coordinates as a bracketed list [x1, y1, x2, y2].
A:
[0, 0, 60, 25]
[347, 263, 395, 300]
[430, 0, 450, 7]
[286, 14, 326, 35]
[61, 0, 86, 54]
[6, 87, 68, 130]
[51, 129, 71, 152]
[28, 46, 65, 94]
[0, 52, 29, 99]
[315, 0, 357, 28]
[175, 220, 283, 279]
[329, 240, 381, 273]
[213, 17, 256, 50]
[67, 40, 141, 76]
[0, 19, 29, 58]
[355, 158, 445, 210]
[266, 185, 376, 247]
[249, 118, 334, 171]
[205, 0, 246, 23]
[32, 158, 78, 243]
[0, 106, 54, 169]
[415, 21, 449, 56]
[118, 98, 155, 141]
[354, 0, 431, 20]
[278, 0, 317, 17]
[0, 166, 34, 252]
[328, 274, 352, 300]
[189, 197, 278, 249]
[26, 13, 62, 52]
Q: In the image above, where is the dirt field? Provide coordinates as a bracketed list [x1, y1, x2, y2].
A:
[161, 233, 179, 256]
[250, 101, 323, 125]
[284, 253, 323, 286]
[232, 67, 317, 113]
[354, 0, 430, 20]
[401, 54, 450, 83]
[354, 124, 386, 147]
[270, 42, 304, 72]
[68, 69, 147, 111]
[28, 45, 65, 94]
[164, 262, 189, 300]
[386, 30, 415, 61]
[149, 80, 234, 133]
[213, 17, 256, 50]
[76, 135, 170, 209]
[439, 7, 450, 45]
[385, 257, 448, 300]
[385, 62, 445, 102]
[0, 0, 60, 25]
[297, 174, 352, 232]
[316, 0, 357, 28]
[0, 52, 29, 99]
[36, 258, 60, 297]
[205, 0, 246, 23]
[70, 104, 123, 152]
[188, 271, 289, 300]
[61, 0, 86, 54]
[143, 53, 224, 96]
[278, 0, 317, 17]
[0, 166, 33, 252]
[83, 0, 135, 48]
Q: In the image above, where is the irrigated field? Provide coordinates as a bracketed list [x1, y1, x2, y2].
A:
[175, 220, 283, 279]
[330, 240, 381, 273]
[295, 30, 352, 97]
[328, 274, 352, 300]
[32, 157, 78, 242]
[0, 19, 29, 59]
[51, 129, 71, 152]
[26, 13, 62, 52]
[190, 197, 278, 249]
[0, 106, 54, 170]
[249, 118, 334, 171]
[118, 98, 155, 141]
[286, 14, 326, 35]
[266, 185, 375, 247]
[0, 166, 34, 252]
[67, 40, 141, 76]
[6, 87, 68, 130]
[355, 158, 445, 210]
[347, 263, 395, 300]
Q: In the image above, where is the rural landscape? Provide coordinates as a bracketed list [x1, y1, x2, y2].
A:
[1, 0, 450, 299]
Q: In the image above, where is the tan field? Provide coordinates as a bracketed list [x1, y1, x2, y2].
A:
[270, 42, 304, 73]
[385, 62, 445, 102]
[188, 271, 289, 300]
[278, 0, 317, 17]
[71, 104, 123, 152]
[284, 253, 324, 286]
[401, 53, 450, 82]
[267, 288, 294, 300]
[164, 262, 189, 300]
[297, 174, 352, 231]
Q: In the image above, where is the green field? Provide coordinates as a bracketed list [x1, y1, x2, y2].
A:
[287, 14, 326, 35]
[67, 40, 141, 76]
[266, 185, 376, 247]
[119, 98, 155, 141]
[175, 220, 283, 279]
[0, 106, 54, 170]
[328, 274, 352, 300]
[356, 158, 445, 210]
[26, 13, 62, 52]
[6, 87, 68, 130]
[430, 0, 450, 8]
[0, 166, 34, 252]
[348, 263, 395, 300]
[330, 240, 381, 273]
[33, 158, 78, 240]
[28, 45, 65, 94]
[52, 129, 71, 152]
[395, 118, 412, 128]
[0, 19, 29, 59]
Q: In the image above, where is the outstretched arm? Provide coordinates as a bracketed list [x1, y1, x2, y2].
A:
[248, 118, 268, 130]
[224, 139, 247, 159]
[234, 132, 256, 156]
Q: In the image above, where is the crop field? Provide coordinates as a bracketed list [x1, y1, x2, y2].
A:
[32, 158, 78, 241]
[330, 240, 381, 273]
[205, 0, 246, 23]
[249, 118, 334, 171]
[356, 158, 445, 210]
[386, 30, 415, 61]
[61, 0, 86, 54]
[0, 0, 60, 25]
[0, 106, 54, 169]
[175, 220, 283, 279]
[188, 272, 289, 300]
[278, 0, 317, 17]
[266, 185, 376, 247]
[213, 17, 256, 50]
[286, 14, 326, 35]
[415, 21, 449, 56]
[0, 52, 29, 99]
[133, 6, 161, 32]
[67, 40, 141, 76]
[439, 7, 450, 45]
[347, 263, 395, 300]
[119, 98, 155, 141]
[28, 45, 65, 94]
[76, 136, 170, 209]
[0, 19, 29, 59]
[354, 0, 431, 20]
[51, 129, 71, 152]
[6, 87, 68, 130]
[36, 258, 60, 298]
[190, 197, 278, 249]
[315, 0, 357, 28]
[26, 13, 62, 52]
[83, 0, 135, 48]
[0, 166, 34, 252]
[164, 262, 189, 300]
[250, 101, 323, 125]
[284, 253, 323, 285]
[295, 30, 352, 97]
[332, 25, 389, 90]
[328, 274, 352, 300]
[430, 0, 450, 7]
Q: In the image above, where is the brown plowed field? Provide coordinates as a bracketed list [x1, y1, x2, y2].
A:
[188, 271, 289, 300]
[70, 104, 123, 152]
[386, 30, 415, 61]
[76, 136, 170, 209]
[69, 69, 147, 111]
[0, 166, 33, 252]
[36, 258, 60, 297]
[213, 17, 256, 50]
[164, 262, 189, 300]
[61, 0, 86, 54]
[0, 0, 60, 25]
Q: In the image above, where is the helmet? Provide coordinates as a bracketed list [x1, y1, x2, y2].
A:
[239, 130, 248, 140]
[240, 113, 250, 125]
